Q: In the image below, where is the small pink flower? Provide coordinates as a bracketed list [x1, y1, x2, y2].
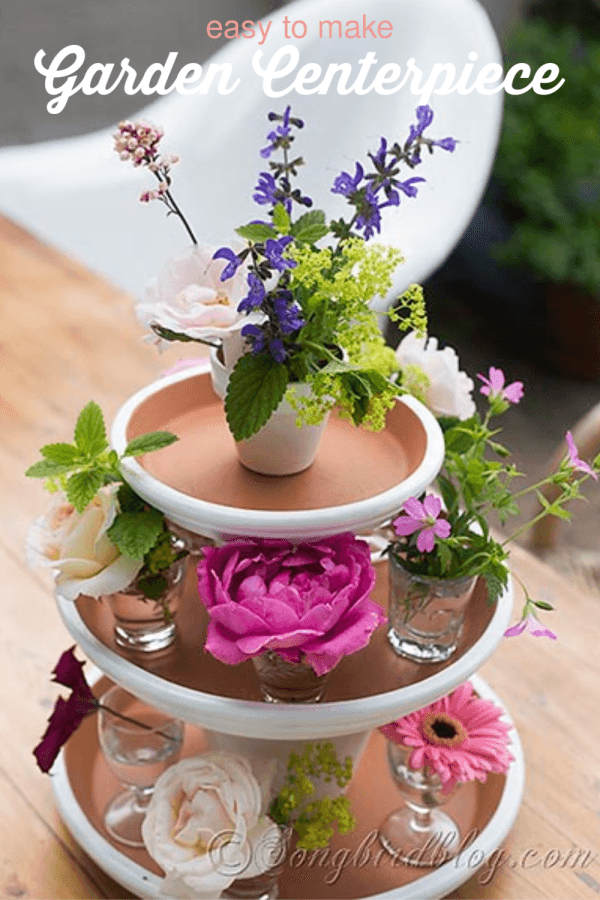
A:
[379, 682, 514, 792]
[565, 431, 597, 480]
[477, 367, 524, 405]
[504, 613, 557, 640]
[393, 495, 451, 553]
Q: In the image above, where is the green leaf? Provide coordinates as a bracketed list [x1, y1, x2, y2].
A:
[107, 509, 165, 560]
[25, 459, 73, 479]
[116, 482, 145, 514]
[40, 443, 80, 465]
[123, 431, 179, 458]
[272, 203, 291, 234]
[66, 470, 104, 513]
[291, 210, 329, 244]
[225, 353, 288, 441]
[136, 572, 169, 601]
[235, 223, 276, 242]
[483, 572, 506, 606]
[74, 402, 108, 457]
[533, 599, 555, 611]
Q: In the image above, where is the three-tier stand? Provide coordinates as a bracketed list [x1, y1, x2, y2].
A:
[51, 362, 524, 899]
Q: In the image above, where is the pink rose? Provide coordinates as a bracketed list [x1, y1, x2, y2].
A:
[197, 534, 386, 676]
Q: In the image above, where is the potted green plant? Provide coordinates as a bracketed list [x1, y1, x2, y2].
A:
[492, 17, 600, 377]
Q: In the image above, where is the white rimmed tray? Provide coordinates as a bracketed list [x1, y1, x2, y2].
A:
[51, 673, 524, 900]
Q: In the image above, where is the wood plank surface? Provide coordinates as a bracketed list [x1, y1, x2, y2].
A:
[0, 214, 599, 899]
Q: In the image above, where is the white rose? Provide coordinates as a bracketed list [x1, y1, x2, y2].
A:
[142, 752, 283, 900]
[395, 331, 475, 420]
[137, 245, 250, 351]
[26, 486, 142, 601]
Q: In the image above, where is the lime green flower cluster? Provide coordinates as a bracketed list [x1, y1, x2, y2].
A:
[269, 742, 355, 850]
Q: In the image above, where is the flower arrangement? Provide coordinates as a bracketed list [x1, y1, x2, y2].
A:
[25, 401, 184, 602]
[196, 533, 385, 676]
[116, 106, 456, 441]
[380, 681, 514, 792]
[391, 334, 600, 634]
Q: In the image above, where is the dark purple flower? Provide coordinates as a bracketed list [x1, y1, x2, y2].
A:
[264, 236, 297, 273]
[332, 162, 364, 198]
[260, 106, 293, 158]
[407, 105, 434, 144]
[368, 137, 388, 168]
[34, 648, 98, 773]
[238, 273, 266, 313]
[269, 338, 287, 363]
[433, 137, 458, 152]
[242, 323, 267, 355]
[253, 172, 279, 206]
[355, 185, 382, 240]
[212, 247, 244, 282]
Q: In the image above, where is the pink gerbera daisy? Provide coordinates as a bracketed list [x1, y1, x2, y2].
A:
[380, 682, 514, 792]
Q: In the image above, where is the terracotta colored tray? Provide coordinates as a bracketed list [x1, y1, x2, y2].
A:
[57, 557, 513, 740]
[53, 675, 524, 900]
[111, 365, 445, 541]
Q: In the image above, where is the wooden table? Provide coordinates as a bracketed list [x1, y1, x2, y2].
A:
[1, 214, 599, 899]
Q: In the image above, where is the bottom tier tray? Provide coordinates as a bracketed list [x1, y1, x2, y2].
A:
[52, 674, 524, 900]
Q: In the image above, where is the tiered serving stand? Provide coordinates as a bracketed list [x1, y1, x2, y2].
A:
[52, 362, 524, 900]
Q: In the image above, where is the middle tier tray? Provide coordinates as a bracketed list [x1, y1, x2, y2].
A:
[56, 557, 513, 741]
[111, 363, 445, 541]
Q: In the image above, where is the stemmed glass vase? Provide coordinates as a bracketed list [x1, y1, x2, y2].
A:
[379, 739, 461, 867]
[98, 685, 184, 847]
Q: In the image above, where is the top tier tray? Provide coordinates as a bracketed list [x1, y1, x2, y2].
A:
[111, 363, 444, 542]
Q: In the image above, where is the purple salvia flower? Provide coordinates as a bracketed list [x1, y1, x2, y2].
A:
[369, 137, 388, 168]
[212, 247, 244, 282]
[264, 236, 297, 272]
[273, 293, 305, 335]
[397, 176, 427, 199]
[253, 172, 279, 206]
[238, 273, 266, 312]
[269, 338, 287, 363]
[242, 323, 267, 355]
[354, 184, 382, 240]
[332, 162, 364, 198]
[433, 137, 458, 152]
[407, 104, 435, 144]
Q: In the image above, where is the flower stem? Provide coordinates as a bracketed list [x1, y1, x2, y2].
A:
[97, 703, 175, 741]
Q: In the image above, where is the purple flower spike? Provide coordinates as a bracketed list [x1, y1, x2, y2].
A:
[505, 614, 557, 641]
[393, 494, 451, 553]
[407, 104, 434, 143]
[269, 338, 287, 363]
[212, 247, 244, 282]
[355, 185, 382, 240]
[242, 323, 266, 355]
[478, 367, 524, 405]
[565, 431, 598, 480]
[332, 162, 364, 198]
[397, 176, 426, 199]
[253, 172, 279, 206]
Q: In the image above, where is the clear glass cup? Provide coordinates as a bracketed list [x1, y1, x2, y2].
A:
[98, 685, 184, 847]
[379, 740, 460, 867]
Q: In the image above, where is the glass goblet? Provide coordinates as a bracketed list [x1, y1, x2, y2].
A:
[379, 739, 461, 867]
[98, 685, 184, 847]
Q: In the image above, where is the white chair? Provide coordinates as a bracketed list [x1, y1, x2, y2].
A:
[0, 0, 502, 305]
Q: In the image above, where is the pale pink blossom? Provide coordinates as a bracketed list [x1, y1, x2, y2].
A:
[565, 431, 597, 480]
[393, 495, 451, 553]
[477, 367, 524, 405]
[504, 613, 557, 640]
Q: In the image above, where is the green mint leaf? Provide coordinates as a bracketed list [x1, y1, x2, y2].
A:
[74, 401, 108, 457]
[236, 223, 276, 242]
[107, 509, 165, 560]
[66, 470, 104, 513]
[225, 353, 288, 441]
[40, 443, 80, 465]
[136, 572, 169, 600]
[123, 431, 179, 457]
[291, 210, 329, 244]
[25, 459, 73, 479]
[272, 203, 291, 234]
[116, 482, 146, 514]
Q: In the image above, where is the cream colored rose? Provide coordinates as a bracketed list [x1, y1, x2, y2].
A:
[137, 245, 250, 353]
[396, 331, 475, 420]
[142, 752, 282, 900]
[26, 486, 142, 601]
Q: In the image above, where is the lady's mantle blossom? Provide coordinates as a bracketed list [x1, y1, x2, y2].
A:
[478, 367, 524, 405]
[393, 495, 451, 553]
[197, 534, 385, 676]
